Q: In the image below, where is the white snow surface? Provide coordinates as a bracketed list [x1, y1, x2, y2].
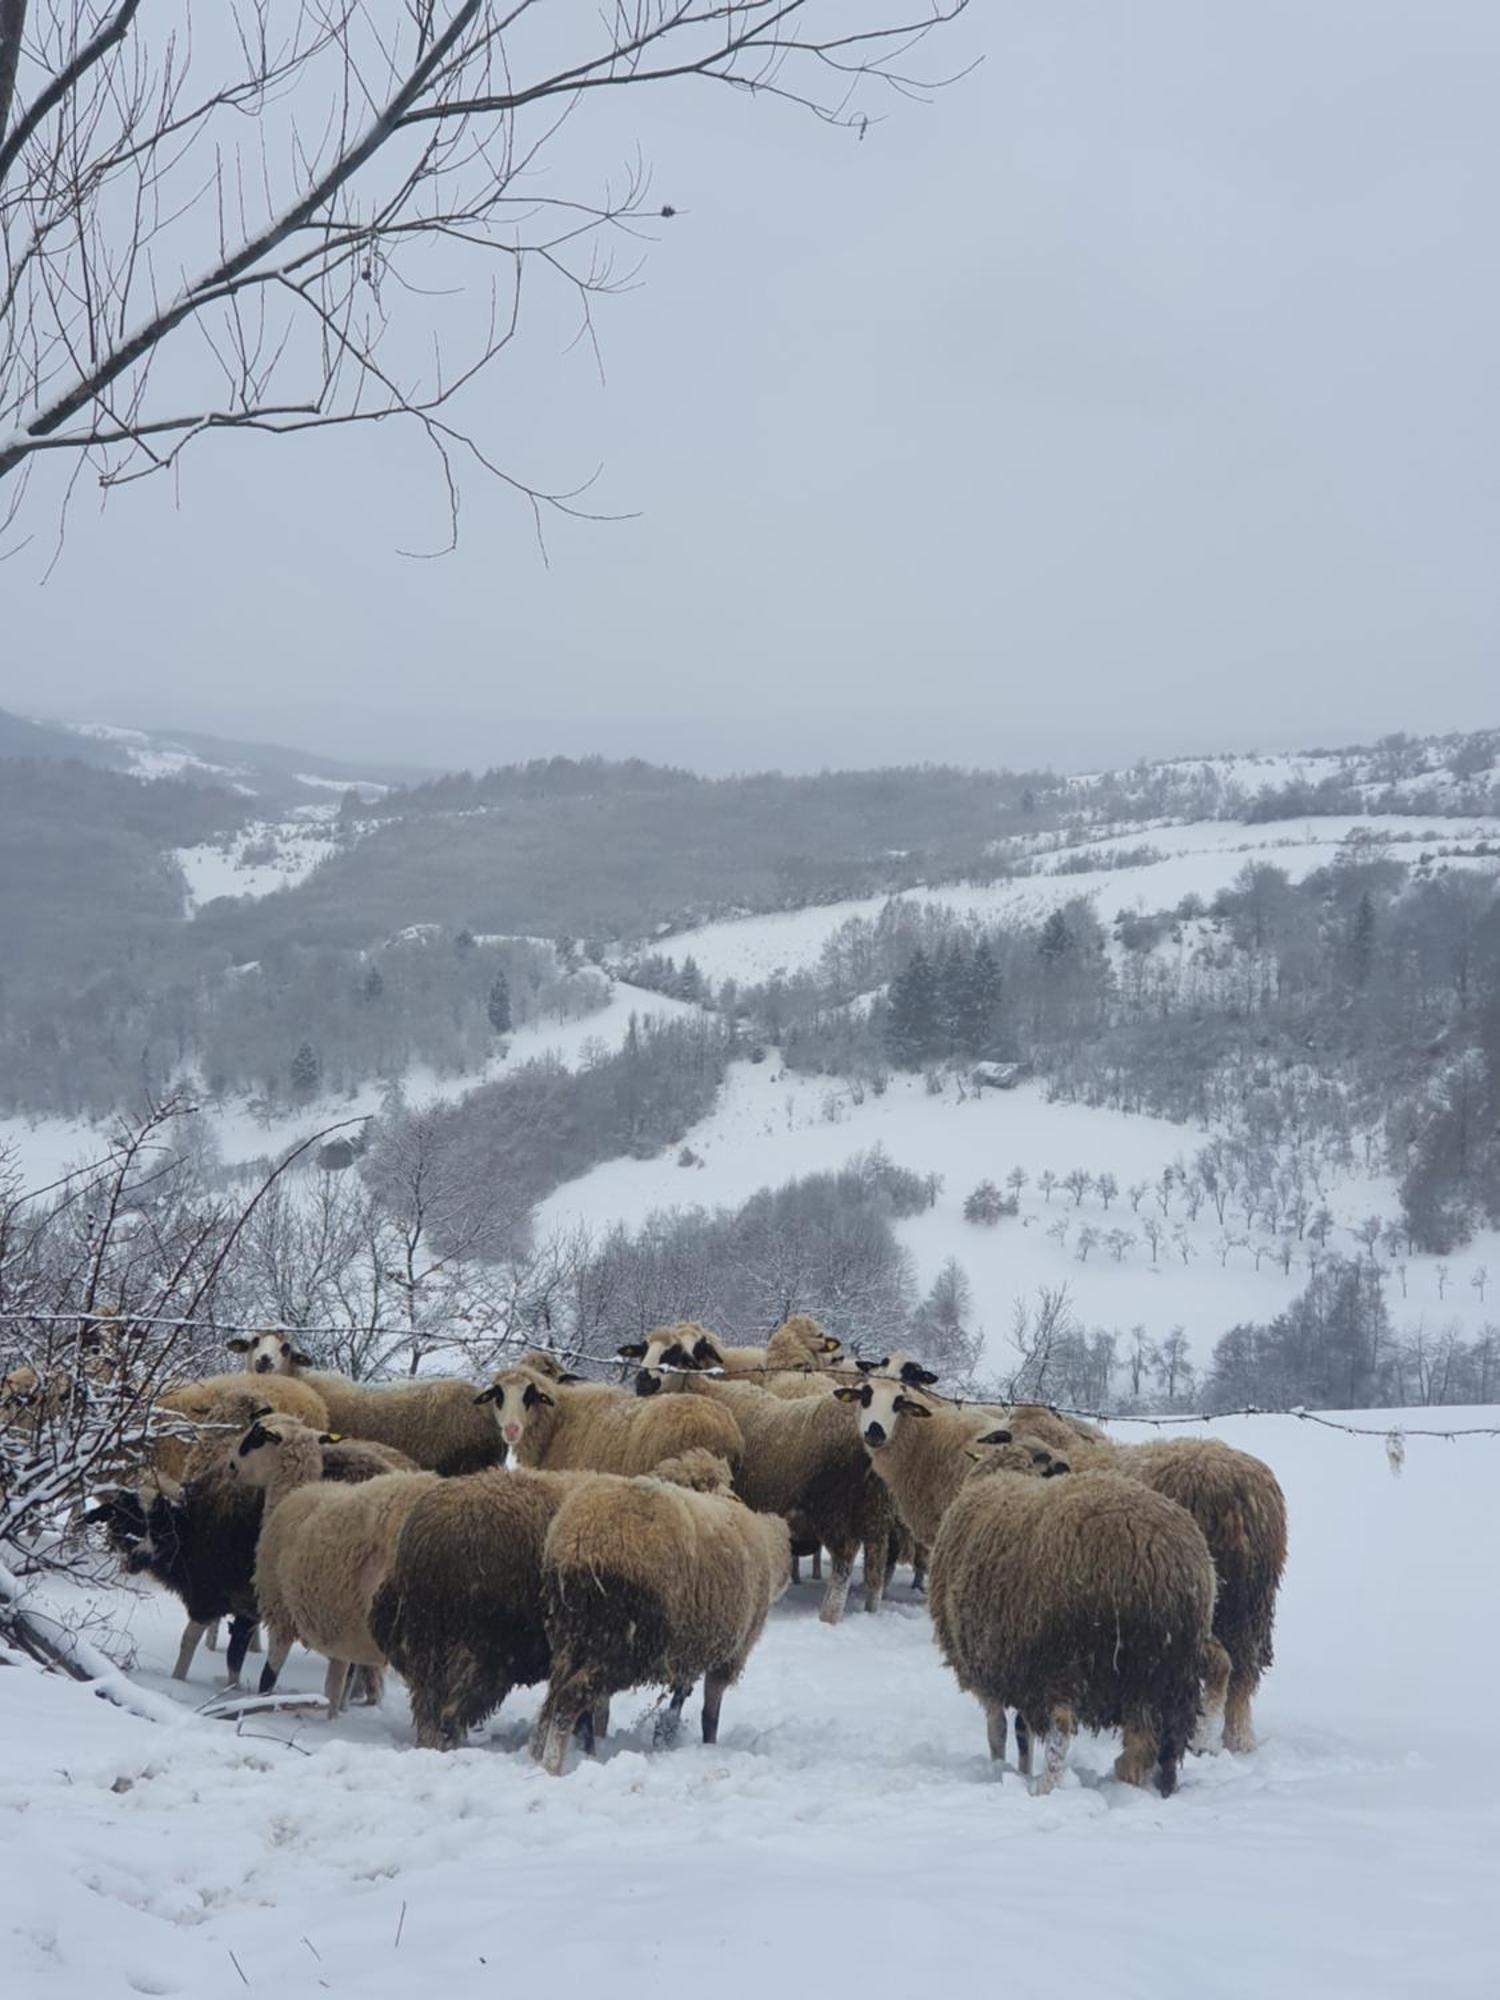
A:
[174, 810, 346, 911]
[663, 815, 1500, 986]
[3, 1407, 1497, 1997]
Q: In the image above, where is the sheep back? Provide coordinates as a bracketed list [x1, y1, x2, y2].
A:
[300, 1372, 503, 1475]
[370, 1466, 587, 1747]
[929, 1468, 1214, 1793]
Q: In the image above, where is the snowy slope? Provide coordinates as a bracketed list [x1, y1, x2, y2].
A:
[662, 815, 1500, 986]
[4, 1407, 1496, 1998]
[538, 1066, 1500, 1367]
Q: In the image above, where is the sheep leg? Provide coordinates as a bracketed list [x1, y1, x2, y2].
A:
[1223, 1668, 1259, 1754]
[702, 1668, 735, 1745]
[248, 1627, 263, 1654]
[982, 1699, 1008, 1766]
[1035, 1707, 1075, 1797]
[323, 1658, 352, 1719]
[204, 1620, 221, 1653]
[1015, 1712, 1032, 1777]
[172, 1620, 208, 1682]
[258, 1633, 293, 1697]
[812, 1550, 823, 1582]
[534, 1666, 604, 1775]
[791, 1554, 801, 1585]
[349, 1664, 385, 1707]
[1193, 1639, 1232, 1753]
[911, 1545, 928, 1594]
[223, 1616, 256, 1687]
[818, 1556, 855, 1625]
[591, 1698, 610, 1743]
[654, 1683, 692, 1749]
[1114, 1724, 1158, 1790]
[862, 1530, 890, 1615]
[573, 1710, 597, 1758]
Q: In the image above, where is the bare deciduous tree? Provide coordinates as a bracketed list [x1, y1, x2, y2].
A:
[1, 1, 965, 549]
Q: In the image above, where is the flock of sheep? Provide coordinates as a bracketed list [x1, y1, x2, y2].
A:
[13, 1315, 1288, 1795]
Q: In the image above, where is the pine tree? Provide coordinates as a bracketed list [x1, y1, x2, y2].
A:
[290, 1041, 321, 1098]
[1038, 909, 1073, 966]
[968, 938, 1004, 1054]
[885, 947, 939, 1068]
[487, 969, 512, 1034]
[1347, 890, 1376, 990]
[361, 964, 384, 1002]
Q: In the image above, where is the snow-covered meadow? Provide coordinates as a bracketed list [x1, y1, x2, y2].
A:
[4, 1407, 1496, 1998]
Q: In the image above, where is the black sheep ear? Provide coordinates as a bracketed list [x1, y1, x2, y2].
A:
[855, 1355, 886, 1375]
[690, 1336, 717, 1363]
[900, 1361, 939, 1387]
[290, 1351, 314, 1368]
[892, 1394, 933, 1417]
[226, 1337, 251, 1354]
[1030, 1449, 1052, 1466]
[976, 1429, 1012, 1446]
[473, 1385, 501, 1405]
[833, 1385, 864, 1404]
[557, 1372, 583, 1385]
[1043, 1459, 1070, 1477]
[617, 1342, 648, 1360]
[252, 1404, 274, 1420]
[522, 1382, 555, 1409]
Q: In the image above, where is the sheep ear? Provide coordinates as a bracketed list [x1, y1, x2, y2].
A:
[900, 1361, 939, 1387]
[226, 1337, 251, 1354]
[557, 1372, 583, 1385]
[290, 1351, 314, 1368]
[690, 1337, 717, 1363]
[976, 1429, 1012, 1446]
[319, 1432, 344, 1444]
[252, 1404, 274, 1420]
[1043, 1459, 1070, 1477]
[820, 1337, 842, 1353]
[855, 1355, 885, 1375]
[833, 1385, 864, 1404]
[522, 1382, 554, 1409]
[892, 1394, 933, 1417]
[617, 1342, 647, 1360]
[473, 1385, 501, 1405]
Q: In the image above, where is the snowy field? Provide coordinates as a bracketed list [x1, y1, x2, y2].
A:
[661, 815, 1500, 987]
[174, 811, 348, 912]
[540, 1067, 1500, 1366]
[4, 1407, 1497, 1998]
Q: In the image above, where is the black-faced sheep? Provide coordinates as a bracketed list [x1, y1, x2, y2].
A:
[229, 1415, 439, 1717]
[628, 1327, 894, 1623]
[832, 1361, 1017, 1549]
[477, 1363, 744, 1479]
[929, 1456, 1216, 1796]
[533, 1448, 791, 1774]
[368, 1464, 595, 1750]
[88, 1413, 419, 1686]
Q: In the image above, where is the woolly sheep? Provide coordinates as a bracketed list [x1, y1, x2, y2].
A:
[269, 1365, 505, 1476]
[533, 1448, 791, 1774]
[929, 1457, 1216, 1796]
[369, 1463, 600, 1750]
[227, 1331, 313, 1377]
[1029, 1424, 1286, 1753]
[832, 1361, 1020, 1548]
[153, 1372, 331, 1480]
[229, 1415, 438, 1717]
[629, 1327, 894, 1622]
[477, 1363, 744, 1480]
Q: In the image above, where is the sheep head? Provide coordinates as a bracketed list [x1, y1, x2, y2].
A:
[227, 1331, 313, 1377]
[474, 1368, 556, 1453]
[833, 1373, 937, 1451]
[618, 1322, 711, 1397]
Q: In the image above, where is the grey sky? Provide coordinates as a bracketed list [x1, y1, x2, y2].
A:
[4, 1, 1497, 778]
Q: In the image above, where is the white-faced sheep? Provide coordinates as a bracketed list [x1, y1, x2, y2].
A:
[152, 1372, 331, 1480]
[369, 1464, 596, 1750]
[477, 1362, 744, 1479]
[929, 1453, 1216, 1796]
[229, 1415, 438, 1717]
[533, 1448, 791, 1774]
[227, 1330, 314, 1377]
[832, 1360, 1021, 1549]
[627, 1326, 895, 1623]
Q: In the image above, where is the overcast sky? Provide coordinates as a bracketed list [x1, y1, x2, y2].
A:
[4, 2, 1497, 778]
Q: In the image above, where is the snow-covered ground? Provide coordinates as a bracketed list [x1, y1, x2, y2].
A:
[661, 815, 1500, 987]
[174, 809, 349, 912]
[4, 1406, 1496, 1998]
[539, 1066, 1500, 1367]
